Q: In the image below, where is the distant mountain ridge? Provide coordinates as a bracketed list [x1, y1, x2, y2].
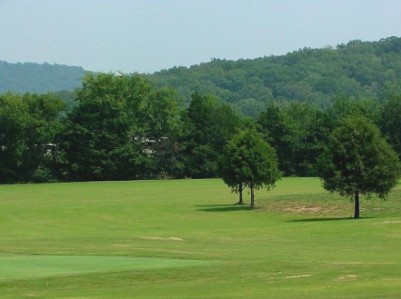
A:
[2, 36, 401, 116]
[0, 61, 85, 94]
[149, 36, 401, 115]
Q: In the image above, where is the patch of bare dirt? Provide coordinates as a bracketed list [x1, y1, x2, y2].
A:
[284, 274, 312, 279]
[283, 206, 322, 213]
[374, 220, 401, 225]
[141, 236, 184, 241]
[335, 274, 358, 281]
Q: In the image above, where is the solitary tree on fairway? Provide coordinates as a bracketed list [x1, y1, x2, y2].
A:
[318, 117, 401, 219]
[219, 129, 280, 208]
[219, 141, 246, 205]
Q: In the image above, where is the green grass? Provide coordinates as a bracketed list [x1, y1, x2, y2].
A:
[1, 178, 401, 298]
[0, 255, 206, 280]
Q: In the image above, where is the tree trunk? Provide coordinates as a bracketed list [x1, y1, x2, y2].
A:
[238, 182, 244, 205]
[250, 182, 255, 208]
[354, 190, 360, 219]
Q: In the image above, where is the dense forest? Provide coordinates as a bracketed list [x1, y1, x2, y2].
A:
[1, 37, 401, 183]
[150, 36, 401, 115]
[1, 71, 400, 184]
[1, 37, 401, 115]
[0, 61, 85, 94]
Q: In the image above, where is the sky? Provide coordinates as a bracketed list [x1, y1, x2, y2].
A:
[0, 0, 400, 74]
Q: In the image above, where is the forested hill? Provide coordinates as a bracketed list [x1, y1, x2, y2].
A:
[2, 37, 401, 113]
[149, 36, 401, 116]
[0, 61, 85, 94]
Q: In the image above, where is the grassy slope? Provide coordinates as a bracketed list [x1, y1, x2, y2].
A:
[0, 178, 401, 298]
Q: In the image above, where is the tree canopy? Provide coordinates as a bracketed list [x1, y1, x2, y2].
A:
[2, 37, 401, 186]
[0, 92, 66, 183]
[318, 117, 401, 218]
[150, 37, 401, 116]
[179, 92, 241, 178]
[60, 73, 183, 181]
[0, 61, 84, 94]
[219, 129, 280, 208]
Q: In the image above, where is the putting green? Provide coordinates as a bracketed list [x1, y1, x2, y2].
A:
[0, 255, 206, 281]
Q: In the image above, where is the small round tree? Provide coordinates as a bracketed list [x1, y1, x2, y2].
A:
[219, 136, 246, 205]
[318, 117, 401, 219]
[219, 129, 281, 208]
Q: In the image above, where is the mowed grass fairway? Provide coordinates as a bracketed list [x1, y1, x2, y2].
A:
[1, 178, 401, 298]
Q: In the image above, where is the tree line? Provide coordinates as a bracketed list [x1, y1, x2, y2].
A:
[150, 37, 401, 116]
[1, 72, 401, 186]
[0, 61, 84, 94]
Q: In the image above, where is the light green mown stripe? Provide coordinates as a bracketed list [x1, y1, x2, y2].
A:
[0, 255, 206, 280]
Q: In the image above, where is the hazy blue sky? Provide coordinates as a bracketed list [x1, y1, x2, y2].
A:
[0, 0, 400, 73]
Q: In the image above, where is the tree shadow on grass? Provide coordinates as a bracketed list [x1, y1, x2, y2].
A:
[196, 204, 253, 212]
[286, 216, 373, 223]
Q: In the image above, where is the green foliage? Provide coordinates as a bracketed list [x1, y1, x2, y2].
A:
[3, 36, 401, 183]
[318, 117, 401, 217]
[180, 92, 241, 178]
[328, 96, 383, 126]
[150, 37, 401, 115]
[0, 61, 84, 94]
[219, 129, 280, 207]
[59, 73, 183, 181]
[0, 93, 29, 182]
[257, 102, 335, 176]
[0, 93, 66, 183]
[381, 95, 401, 158]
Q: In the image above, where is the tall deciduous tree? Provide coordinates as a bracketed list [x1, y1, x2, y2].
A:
[140, 88, 183, 177]
[257, 102, 334, 176]
[0, 93, 30, 183]
[60, 73, 182, 181]
[219, 129, 280, 208]
[181, 92, 240, 178]
[0, 93, 66, 183]
[318, 117, 401, 219]
[381, 95, 401, 159]
[61, 73, 136, 181]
